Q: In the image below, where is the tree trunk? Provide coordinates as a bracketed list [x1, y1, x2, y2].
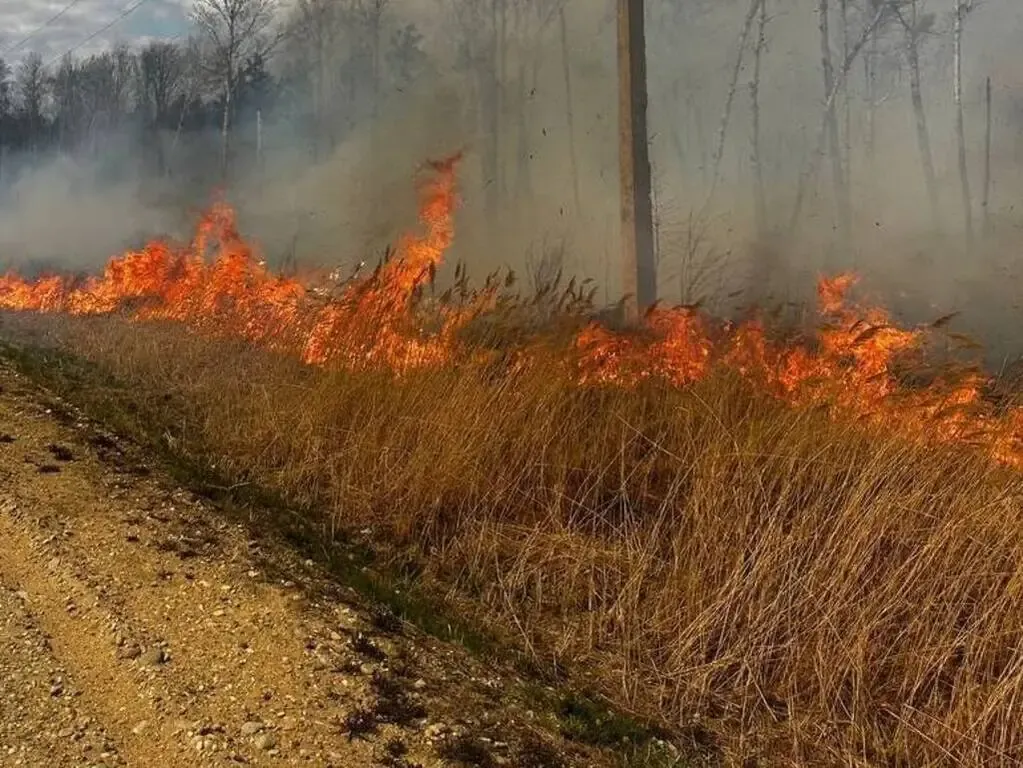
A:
[256, 108, 263, 174]
[983, 76, 992, 236]
[618, 0, 657, 320]
[559, 5, 582, 215]
[221, 78, 232, 183]
[789, 2, 886, 235]
[953, 0, 973, 250]
[514, 58, 532, 198]
[906, 0, 940, 229]
[750, 0, 768, 236]
[705, 0, 761, 209]
[839, 0, 852, 198]
[818, 0, 851, 248]
[866, 25, 877, 164]
[480, 0, 503, 228]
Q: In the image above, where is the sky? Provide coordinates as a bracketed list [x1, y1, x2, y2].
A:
[0, 0, 191, 66]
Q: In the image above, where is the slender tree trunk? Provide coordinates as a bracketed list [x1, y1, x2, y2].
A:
[495, 0, 506, 198]
[256, 108, 263, 174]
[818, 0, 851, 248]
[221, 78, 232, 183]
[688, 91, 708, 186]
[983, 75, 992, 236]
[953, 0, 973, 250]
[480, 0, 503, 228]
[618, 0, 657, 320]
[515, 58, 532, 198]
[704, 0, 761, 209]
[668, 80, 687, 170]
[750, 0, 768, 236]
[371, 4, 382, 120]
[789, 2, 886, 234]
[839, 0, 851, 194]
[315, 30, 326, 159]
[906, 1, 940, 229]
[866, 25, 877, 164]
[559, 5, 582, 215]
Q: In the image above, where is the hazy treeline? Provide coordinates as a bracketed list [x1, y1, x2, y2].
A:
[0, 0, 432, 217]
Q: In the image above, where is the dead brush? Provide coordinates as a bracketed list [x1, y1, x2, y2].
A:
[14, 307, 1023, 767]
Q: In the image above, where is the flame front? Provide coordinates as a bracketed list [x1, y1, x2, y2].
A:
[2, 155, 1023, 469]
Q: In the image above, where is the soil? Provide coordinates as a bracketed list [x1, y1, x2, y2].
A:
[0, 358, 607, 768]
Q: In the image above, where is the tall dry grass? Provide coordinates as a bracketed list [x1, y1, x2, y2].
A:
[8, 311, 1023, 767]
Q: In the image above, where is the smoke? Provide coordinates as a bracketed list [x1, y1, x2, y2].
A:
[2, 0, 1022, 361]
[0, 152, 182, 275]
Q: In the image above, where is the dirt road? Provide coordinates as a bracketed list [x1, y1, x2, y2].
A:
[0, 359, 593, 768]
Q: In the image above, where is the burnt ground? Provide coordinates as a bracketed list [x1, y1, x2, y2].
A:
[0, 356, 666, 768]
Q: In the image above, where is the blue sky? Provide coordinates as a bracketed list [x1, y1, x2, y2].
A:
[0, 0, 191, 66]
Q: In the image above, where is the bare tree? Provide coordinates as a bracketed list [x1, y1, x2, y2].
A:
[818, 0, 851, 246]
[839, 0, 851, 185]
[952, 0, 973, 249]
[192, 0, 279, 179]
[894, 0, 940, 228]
[51, 55, 82, 152]
[705, 0, 761, 210]
[15, 52, 47, 155]
[284, 0, 343, 155]
[749, 0, 769, 236]
[789, 1, 890, 235]
[140, 41, 183, 124]
[0, 57, 9, 181]
[139, 41, 184, 174]
[983, 75, 992, 235]
[356, 0, 388, 120]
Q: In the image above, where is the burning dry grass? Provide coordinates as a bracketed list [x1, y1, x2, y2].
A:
[5, 310, 1023, 767]
[5, 157, 1023, 765]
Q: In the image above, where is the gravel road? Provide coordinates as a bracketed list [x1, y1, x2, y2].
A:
[0, 359, 601, 768]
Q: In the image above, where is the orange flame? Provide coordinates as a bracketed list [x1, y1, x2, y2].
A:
[3, 155, 1023, 469]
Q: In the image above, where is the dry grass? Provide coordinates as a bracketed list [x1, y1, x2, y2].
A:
[6, 310, 1023, 767]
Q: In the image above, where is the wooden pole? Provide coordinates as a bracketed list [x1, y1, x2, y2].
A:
[617, 0, 657, 322]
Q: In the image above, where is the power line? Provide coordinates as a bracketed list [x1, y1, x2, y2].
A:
[44, 0, 156, 67]
[0, 0, 89, 56]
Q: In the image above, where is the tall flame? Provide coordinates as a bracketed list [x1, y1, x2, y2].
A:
[2, 155, 1023, 469]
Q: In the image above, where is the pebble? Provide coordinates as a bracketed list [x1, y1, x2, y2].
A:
[140, 647, 166, 666]
[240, 721, 263, 737]
[254, 733, 276, 751]
[116, 645, 141, 661]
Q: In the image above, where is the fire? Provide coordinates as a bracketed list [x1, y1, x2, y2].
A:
[2, 154, 1023, 469]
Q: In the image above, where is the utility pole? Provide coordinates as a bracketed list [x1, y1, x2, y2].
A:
[617, 0, 657, 322]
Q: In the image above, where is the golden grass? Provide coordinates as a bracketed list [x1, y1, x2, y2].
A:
[8, 311, 1023, 767]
